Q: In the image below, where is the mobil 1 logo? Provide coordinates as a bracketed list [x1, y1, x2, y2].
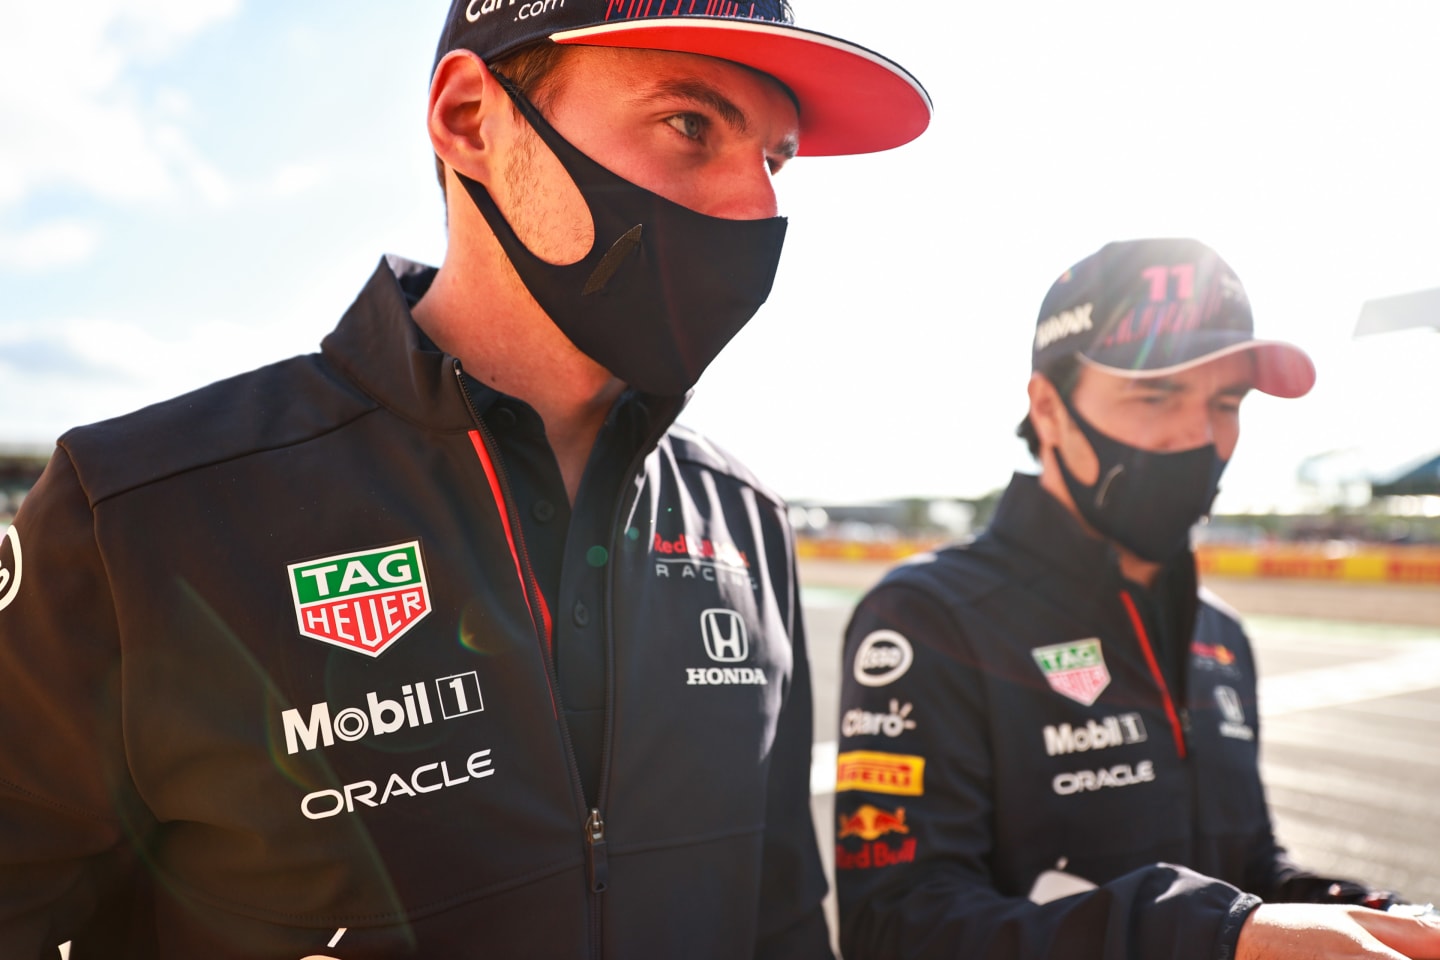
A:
[288, 541, 431, 657]
[282, 670, 485, 755]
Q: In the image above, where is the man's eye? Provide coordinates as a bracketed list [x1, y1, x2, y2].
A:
[665, 113, 706, 141]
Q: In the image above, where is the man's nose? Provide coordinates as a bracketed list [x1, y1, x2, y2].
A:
[702, 154, 780, 221]
[1171, 407, 1215, 451]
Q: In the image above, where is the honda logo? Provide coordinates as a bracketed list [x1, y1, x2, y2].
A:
[700, 608, 748, 662]
[1215, 685, 1245, 724]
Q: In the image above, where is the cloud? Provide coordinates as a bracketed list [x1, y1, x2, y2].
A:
[263, 161, 331, 199]
[0, 221, 103, 271]
[0, 0, 240, 211]
[0, 334, 131, 380]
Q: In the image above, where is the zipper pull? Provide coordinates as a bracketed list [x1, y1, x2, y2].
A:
[585, 808, 609, 893]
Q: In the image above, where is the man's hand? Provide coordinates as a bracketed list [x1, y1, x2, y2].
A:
[1238, 903, 1440, 959]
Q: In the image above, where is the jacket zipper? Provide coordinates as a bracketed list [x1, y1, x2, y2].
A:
[453, 363, 605, 955]
[1118, 589, 1188, 760]
[583, 406, 662, 958]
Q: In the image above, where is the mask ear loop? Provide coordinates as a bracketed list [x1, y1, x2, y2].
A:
[1052, 389, 1120, 510]
[487, 71, 646, 295]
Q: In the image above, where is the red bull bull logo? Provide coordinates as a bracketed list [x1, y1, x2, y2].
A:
[837, 804, 909, 841]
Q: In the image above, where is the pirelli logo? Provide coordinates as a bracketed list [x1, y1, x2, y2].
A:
[835, 750, 926, 797]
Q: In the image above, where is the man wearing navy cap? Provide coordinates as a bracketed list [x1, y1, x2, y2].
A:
[834, 238, 1440, 959]
[0, 2, 929, 956]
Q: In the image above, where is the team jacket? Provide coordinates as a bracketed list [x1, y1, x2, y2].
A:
[0, 256, 831, 959]
[834, 473, 1380, 960]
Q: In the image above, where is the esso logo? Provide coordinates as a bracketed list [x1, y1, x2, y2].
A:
[853, 630, 914, 687]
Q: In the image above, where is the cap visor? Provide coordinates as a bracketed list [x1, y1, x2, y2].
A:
[549, 18, 932, 156]
[1083, 338, 1316, 399]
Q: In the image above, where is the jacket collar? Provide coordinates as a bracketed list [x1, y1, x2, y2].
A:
[320, 255, 688, 444]
[987, 472, 1199, 591]
[987, 473, 1121, 586]
[320, 255, 474, 432]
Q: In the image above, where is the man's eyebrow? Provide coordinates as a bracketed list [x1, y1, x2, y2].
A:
[1129, 377, 1185, 394]
[638, 78, 799, 160]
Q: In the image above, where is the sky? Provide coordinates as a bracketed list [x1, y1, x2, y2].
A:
[3, 1, 1440, 513]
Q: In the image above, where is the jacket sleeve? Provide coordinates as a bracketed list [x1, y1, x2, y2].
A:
[835, 581, 1256, 960]
[753, 567, 835, 959]
[0, 449, 152, 957]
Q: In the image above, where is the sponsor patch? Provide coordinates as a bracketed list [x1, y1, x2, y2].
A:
[1214, 685, 1255, 740]
[652, 530, 758, 590]
[835, 750, 925, 797]
[1042, 712, 1147, 756]
[1052, 760, 1155, 796]
[1034, 302, 1094, 350]
[837, 803, 909, 841]
[288, 541, 431, 657]
[300, 747, 495, 820]
[685, 608, 766, 686]
[842, 699, 917, 739]
[835, 838, 918, 870]
[280, 671, 484, 755]
[700, 607, 747, 661]
[0, 524, 21, 613]
[1032, 638, 1111, 705]
[1192, 641, 1237, 666]
[853, 630, 914, 687]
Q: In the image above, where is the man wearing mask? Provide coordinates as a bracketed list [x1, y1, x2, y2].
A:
[834, 238, 1440, 960]
[0, 2, 930, 956]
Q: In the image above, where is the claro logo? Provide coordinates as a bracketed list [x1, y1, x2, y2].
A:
[281, 671, 484, 755]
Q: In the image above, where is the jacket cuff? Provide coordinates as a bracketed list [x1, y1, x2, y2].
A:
[1216, 893, 1263, 960]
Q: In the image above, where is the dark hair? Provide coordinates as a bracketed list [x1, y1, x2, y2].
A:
[433, 41, 575, 198]
[1017, 354, 1082, 458]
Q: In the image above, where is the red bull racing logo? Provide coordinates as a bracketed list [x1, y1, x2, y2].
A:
[1192, 641, 1236, 666]
[835, 803, 917, 871]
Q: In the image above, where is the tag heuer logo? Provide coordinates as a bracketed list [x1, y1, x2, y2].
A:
[288, 541, 431, 657]
[1032, 638, 1111, 706]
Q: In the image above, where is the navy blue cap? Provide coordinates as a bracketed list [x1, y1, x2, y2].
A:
[1032, 238, 1315, 399]
[433, 0, 931, 157]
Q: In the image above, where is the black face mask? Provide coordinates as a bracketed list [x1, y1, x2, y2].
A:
[1052, 395, 1227, 563]
[456, 73, 789, 397]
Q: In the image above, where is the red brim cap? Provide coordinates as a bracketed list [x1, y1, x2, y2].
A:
[549, 18, 932, 156]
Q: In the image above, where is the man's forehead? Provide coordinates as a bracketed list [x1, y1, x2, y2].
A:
[1115, 356, 1257, 394]
[571, 46, 800, 146]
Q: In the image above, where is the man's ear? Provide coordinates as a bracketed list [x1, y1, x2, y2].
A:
[1027, 372, 1066, 452]
[427, 49, 508, 185]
